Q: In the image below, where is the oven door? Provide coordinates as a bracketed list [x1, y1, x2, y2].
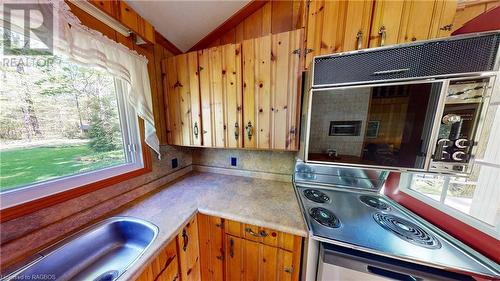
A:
[318, 243, 474, 281]
[306, 80, 444, 171]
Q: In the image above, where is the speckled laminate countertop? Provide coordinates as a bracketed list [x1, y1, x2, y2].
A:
[117, 171, 307, 280]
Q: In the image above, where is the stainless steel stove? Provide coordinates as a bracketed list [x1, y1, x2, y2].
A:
[293, 161, 500, 281]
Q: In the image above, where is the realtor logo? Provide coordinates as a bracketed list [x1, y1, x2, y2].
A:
[2, 2, 54, 55]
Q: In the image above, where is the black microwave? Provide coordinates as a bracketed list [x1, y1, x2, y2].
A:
[304, 77, 494, 175]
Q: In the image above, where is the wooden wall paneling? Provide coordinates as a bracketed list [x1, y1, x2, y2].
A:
[165, 57, 182, 145]
[187, 52, 202, 146]
[153, 45, 169, 144]
[256, 34, 272, 149]
[119, 1, 139, 32]
[429, 0, 458, 38]
[223, 44, 243, 148]
[451, 1, 499, 33]
[369, 0, 405, 48]
[272, 1, 295, 34]
[242, 39, 257, 148]
[271, 30, 302, 150]
[398, 0, 437, 43]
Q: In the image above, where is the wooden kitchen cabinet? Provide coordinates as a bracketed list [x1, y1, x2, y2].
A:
[242, 29, 302, 150]
[305, 0, 374, 68]
[225, 235, 298, 281]
[198, 213, 225, 281]
[165, 30, 301, 151]
[135, 237, 179, 281]
[177, 216, 201, 281]
[199, 43, 243, 148]
[305, 0, 457, 68]
[119, 1, 139, 33]
[198, 215, 302, 281]
[369, 0, 457, 47]
[164, 52, 202, 146]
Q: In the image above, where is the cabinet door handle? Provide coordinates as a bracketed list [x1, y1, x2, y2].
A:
[245, 227, 268, 237]
[234, 122, 239, 140]
[245, 121, 253, 141]
[284, 267, 293, 274]
[356, 30, 363, 50]
[378, 25, 386, 47]
[229, 238, 234, 258]
[182, 229, 189, 251]
[193, 122, 199, 138]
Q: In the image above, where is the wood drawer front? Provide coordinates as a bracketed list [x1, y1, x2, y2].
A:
[225, 220, 299, 252]
[135, 238, 178, 281]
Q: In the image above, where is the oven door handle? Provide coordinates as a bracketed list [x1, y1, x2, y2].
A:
[367, 265, 419, 281]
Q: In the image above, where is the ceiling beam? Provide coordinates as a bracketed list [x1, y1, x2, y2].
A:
[155, 31, 183, 55]
[188, 0, 269, 52]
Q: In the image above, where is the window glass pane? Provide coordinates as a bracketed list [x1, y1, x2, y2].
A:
[0, 30, 127, 192]
[444, 177, 476, 215]
[409, 174, 444, 201]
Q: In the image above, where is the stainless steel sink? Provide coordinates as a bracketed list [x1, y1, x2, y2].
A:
[3, 217, 158, 281]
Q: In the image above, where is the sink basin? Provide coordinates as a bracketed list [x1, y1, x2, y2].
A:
[4, 217, 158, 281]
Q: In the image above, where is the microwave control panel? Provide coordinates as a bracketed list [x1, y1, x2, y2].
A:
[430, 78, 490, 174]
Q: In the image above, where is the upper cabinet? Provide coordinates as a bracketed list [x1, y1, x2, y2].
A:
[164, 30, 303, 151]
[305, 0, 457, 68]
[242, 29, 303, 150]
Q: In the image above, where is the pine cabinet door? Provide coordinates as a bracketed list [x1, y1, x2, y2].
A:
[242, 30, 302, 150]
[198, 214, 225, 281]
[369, 0, 405, 47]
[199, 43, 243, 148]
[429, 0, 458, 39]
[398, 0, 437, 43]
[178, 216, 201, 281]
[305, 0, 374, 69]
[164, 52, 201, 146]
[226, 235, 244, 281]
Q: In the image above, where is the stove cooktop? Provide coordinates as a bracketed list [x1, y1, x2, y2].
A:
[295, 184, 499, 278]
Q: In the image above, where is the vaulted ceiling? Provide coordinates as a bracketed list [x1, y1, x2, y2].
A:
[126, 0, 250, 52]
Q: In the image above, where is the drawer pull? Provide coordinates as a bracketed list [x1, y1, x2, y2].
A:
[229, 238, 234, 258]
[245, 227, 268, 237]
[356, 30, 363, 50]
[372, 68, 410, 75]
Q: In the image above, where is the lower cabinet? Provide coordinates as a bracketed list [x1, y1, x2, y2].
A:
[199, 215, 303, 281]
[136, 214, 302, 281]
[135, 237, 179, 281]
[178, 216, 201, 281]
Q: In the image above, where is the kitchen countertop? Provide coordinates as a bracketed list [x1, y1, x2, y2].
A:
[116, 171, 307, 280]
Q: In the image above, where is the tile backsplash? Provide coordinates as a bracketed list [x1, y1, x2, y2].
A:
[192, 147, 297, 175]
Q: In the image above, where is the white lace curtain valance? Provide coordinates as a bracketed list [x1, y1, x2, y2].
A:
[1, 0, 160, 158]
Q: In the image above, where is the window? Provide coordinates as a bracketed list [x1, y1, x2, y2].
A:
[0, 28, 143, 208]
[399, 103, 500, 239]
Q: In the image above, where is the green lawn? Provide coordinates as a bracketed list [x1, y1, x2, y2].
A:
[0, 145, 125, 191]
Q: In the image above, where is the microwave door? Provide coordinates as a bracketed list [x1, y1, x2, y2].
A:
[307, 81, 442, 171]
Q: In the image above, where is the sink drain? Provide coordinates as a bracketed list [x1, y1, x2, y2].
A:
[94, 270, 119, 281]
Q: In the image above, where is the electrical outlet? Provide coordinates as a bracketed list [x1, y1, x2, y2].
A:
[171, 158, 178, 169]
[230, 157, 237, 167]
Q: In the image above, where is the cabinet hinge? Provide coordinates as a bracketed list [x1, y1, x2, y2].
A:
[440, 24, 453, 31]
[292, 48, 301, 55]
[304, 48, 313, 55]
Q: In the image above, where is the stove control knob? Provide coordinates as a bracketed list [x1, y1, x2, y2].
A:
[452, 151, 467, 161]
[455, 138, 471, 149]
